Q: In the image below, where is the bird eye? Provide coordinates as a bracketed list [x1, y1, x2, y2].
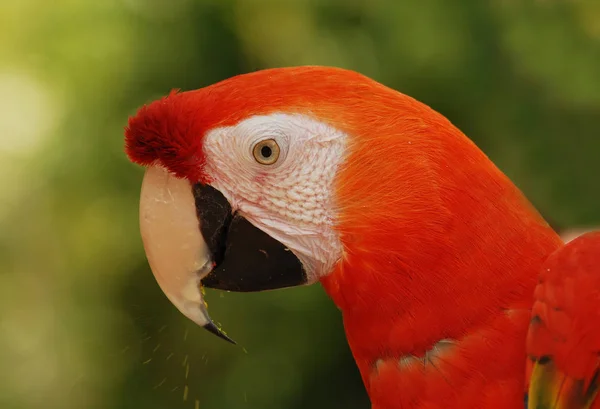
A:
[252, 139, 280, 165]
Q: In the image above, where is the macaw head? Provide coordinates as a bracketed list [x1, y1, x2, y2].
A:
[124, 66, 557, 350]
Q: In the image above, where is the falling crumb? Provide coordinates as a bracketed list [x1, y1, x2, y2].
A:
[184, 328, 189, 341]
[242, 347, 248, 354]
[183, 385, 189, 401]
[182, 354, 188, 366]
[153, 343, 161, 353]
[166, 352, 174, 361]
[244, 392, 247, 402]
[120, 346, 130, 354]
[143, 358, 152, 365]
[195, 399, 200, 409]
[158, 325, 167, 333]
[153, 378, 166, 389]
[170, 386, 179, 392]
[185, 363, 190, 379]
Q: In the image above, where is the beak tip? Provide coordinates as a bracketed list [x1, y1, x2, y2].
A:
[203, 321, 237, 345]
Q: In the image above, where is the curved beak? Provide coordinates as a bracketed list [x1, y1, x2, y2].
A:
[138, 166, 306, 343]
[139, 166, 235, 343]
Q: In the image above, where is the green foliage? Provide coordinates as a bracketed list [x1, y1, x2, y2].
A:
[0, 1, 598, 408]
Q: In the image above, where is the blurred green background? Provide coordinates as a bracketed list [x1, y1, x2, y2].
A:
[1, 1, 598, 408]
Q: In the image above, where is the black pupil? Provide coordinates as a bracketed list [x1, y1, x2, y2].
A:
[260, 145, 272, 158]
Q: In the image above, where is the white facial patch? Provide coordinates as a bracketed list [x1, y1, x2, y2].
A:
[202, 113, 347, 282]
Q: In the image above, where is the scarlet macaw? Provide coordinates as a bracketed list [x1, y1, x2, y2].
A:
[124, 66, 600, 409]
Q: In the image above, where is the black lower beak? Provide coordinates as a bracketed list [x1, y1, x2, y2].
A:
[191, 183, 307, 340]
[193, 183, 307, 291]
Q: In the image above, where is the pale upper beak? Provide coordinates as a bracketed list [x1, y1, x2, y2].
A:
[138, 165, 307, 343]
[139, 165, 234, 343]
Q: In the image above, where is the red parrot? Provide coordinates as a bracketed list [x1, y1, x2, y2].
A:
[123, 66, 600, 408]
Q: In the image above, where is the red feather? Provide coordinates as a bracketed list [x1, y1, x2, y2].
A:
[124, 66, 566, 408]
[126, 66, 389, 181]
[526, 232, 600, 409]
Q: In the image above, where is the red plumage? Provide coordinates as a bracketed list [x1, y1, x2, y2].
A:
[125, 66, 598, 408]
[125, 66, 427, 181]
[526, 232, 600, 409]
[314, 68, 562, 406]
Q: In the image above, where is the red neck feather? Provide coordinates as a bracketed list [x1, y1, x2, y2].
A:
[318, 91, 562, 406]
